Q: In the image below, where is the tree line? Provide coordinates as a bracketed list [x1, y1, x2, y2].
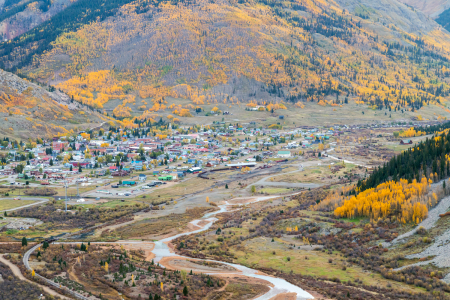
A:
[357, 131, 450, 191]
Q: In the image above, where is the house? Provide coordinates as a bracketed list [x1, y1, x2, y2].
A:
[70, 162, 90, 167]
[139, 174, 147, 182]
[30, 171, 41, 176]
[277, 151, 291, 158]
[112, 170, 129, 177]
[400, 139, 413, 145]
[95, 170, 107, 176]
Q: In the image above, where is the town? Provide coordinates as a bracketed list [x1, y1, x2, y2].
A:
[0, 120, 427, 202]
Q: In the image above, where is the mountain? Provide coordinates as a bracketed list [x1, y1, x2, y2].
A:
[0, 0, 76, 41]
[1, 0, 450, 123]
[397, 0, 450, 18]
[0, 68, 112, 139]
[397, 0, 450, 32]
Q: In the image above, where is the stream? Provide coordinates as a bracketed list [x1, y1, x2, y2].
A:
[151, 196, 314, 300]
[25, 195, 315, 299]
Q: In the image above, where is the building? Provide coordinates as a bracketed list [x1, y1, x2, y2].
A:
[400, 139, 413, 145]
[139, 174, 147, 182]
[187, 167, 202, 173]
[277, 151, 291, 158]
[122, 181, 136, 185]
[225, 162, 257, 169]
[112, 170, 129, 177]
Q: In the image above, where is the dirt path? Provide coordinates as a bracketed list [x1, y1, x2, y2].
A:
[0, 254, 72, 300]
[251, 162, 323, 189]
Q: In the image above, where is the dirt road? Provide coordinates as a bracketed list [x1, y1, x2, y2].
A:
[0, 254, 71, 300]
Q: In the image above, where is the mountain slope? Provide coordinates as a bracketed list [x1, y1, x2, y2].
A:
[0, 0, 77, 41]
[0, 68, 112, 139]
[2, 0, 450, 123]
[335, 0, 437, 33]
[397, 0, 450, 18]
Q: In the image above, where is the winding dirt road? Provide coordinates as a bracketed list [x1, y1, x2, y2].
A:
[0, 254, 71, 299]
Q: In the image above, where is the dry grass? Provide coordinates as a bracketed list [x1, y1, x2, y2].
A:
[231, 237, 426, 294]
[103, 206, 217, 240]
[0, 199, 37, 211]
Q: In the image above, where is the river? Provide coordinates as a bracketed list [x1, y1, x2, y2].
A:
[25, 195, 314, 299]
[151, 196, 314, 300]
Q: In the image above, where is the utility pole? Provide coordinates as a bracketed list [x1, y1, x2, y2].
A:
[76, 182, 79, 198]
[64, 180, 68, 212]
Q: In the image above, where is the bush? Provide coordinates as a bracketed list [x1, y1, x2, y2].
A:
[417, 226, 427, 235]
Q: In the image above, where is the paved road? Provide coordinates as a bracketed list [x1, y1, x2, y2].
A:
[0, 254, 71, 299]
[0, 197, 49, 212]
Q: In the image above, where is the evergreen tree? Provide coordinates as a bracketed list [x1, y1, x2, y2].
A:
[21, 237, 27, 247]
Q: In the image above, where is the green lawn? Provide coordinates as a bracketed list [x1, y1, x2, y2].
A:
[339, 216, 367, 225]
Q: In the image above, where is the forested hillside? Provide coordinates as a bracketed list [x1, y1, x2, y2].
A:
[2, 0, 450, 122]
[357, 130, 450, 191]
[0, 69, 113, 138]
[0, 0, 76, 41]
